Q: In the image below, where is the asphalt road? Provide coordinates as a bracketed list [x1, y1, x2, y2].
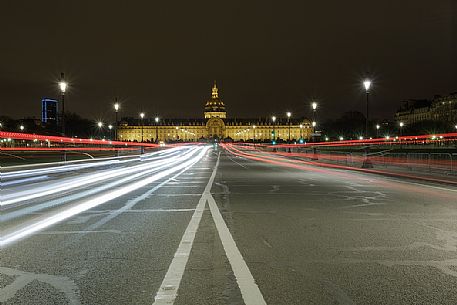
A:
[1, 145, 457, 305]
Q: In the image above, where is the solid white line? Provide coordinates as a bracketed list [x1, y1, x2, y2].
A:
[207, 185, 267, 304]
[152, 152, 266, 305]
[152, 149, 218, 304]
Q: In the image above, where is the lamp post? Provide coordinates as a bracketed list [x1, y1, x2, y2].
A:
[286, 112, 291, 142]
[399, 121, 404, 147]
[363, 79, 371, 139]
[271, 116, 276, 144]
[299, 124, 303, 141]
[155, 116, 159, 143]
[139, 112, 145, 142]
[252, 125, 256, 147]
[97, 121, 103, 139]
[311, 101, 317, 123]
[114, 101, 120, 140]
[376, 124, 380, 138]
[59, 73, 67, 136]
[108, 124, 113, 139]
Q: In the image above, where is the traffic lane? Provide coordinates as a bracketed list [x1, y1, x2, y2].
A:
[216, 150, 457, 305]
[1, 147, 205, 234]
[0, 154, 214, 305]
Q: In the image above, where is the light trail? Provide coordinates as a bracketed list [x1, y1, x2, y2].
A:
[2, 146, 182, 180]
[0, 146, 210, 247]
[1, 147, 197, 207]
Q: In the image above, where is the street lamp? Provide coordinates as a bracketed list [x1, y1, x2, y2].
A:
[58, 73, 68, 136]
[399, 121, 404, 136]
[114, 101, 120, 140]
[271, 115, 276, 143]
[363, 79, 372, 139]
[376, 124, 380, 138]
[399, 121, 404, 148]
[286, 112, 291, 142]
[19, 125, 25, 131]
[139, 112, 145, 142]
[311, 101, 317, 125]
[252, 125, 256, 145]
[155, 116, 159, 143]
[299, 124, 303, 141]
[97, 121, 103, 139]
[108, 124, 113, 139]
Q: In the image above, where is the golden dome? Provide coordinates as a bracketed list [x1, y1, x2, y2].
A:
[205, 81, 226, 112]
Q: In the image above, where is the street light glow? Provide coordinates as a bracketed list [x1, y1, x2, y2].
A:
[59, 81, 67, 93]
[399, 122, 404, 127]
[114, 103, 120, 112]
[312, 102, 317, 110]
[97, 121, 103, 128]
[286, 112, 291, 118]
[363, 79, 372, 92]
[155, 117, 159, 123]
[312, 121, 316, 127]
[376, 124, 380, 130]
[272, 116, 276, 123]
[339, 136, 344, 141]
[19, 125, 24, 131]
[140, 112, 145, 119]
[108, 125, 113, 130]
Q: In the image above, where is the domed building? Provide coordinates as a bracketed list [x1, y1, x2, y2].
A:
[117, 82, 314, 142]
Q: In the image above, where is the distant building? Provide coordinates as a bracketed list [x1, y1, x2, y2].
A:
[41, 98, 59, 125]
[117, 82, 314, 142]
[394, 93, 457, 125]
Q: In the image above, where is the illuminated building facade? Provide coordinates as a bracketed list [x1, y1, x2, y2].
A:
[117, 82, 314, 142]
[395, 93, 457, 125]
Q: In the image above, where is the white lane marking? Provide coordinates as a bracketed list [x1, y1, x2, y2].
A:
[153, 152, 266, 305]
[207, 193, 267, 305]
[152, 149, 218, 304]
[0, 267, 80, 305]
[226, 153, 248, 169]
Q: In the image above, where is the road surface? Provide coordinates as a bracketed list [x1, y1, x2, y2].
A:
[1, 145, 457, 305]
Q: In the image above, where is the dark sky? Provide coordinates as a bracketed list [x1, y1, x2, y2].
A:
[1, 0, 456, 122]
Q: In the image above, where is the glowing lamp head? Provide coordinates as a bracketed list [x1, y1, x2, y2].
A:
[339, 136, 344, 141]
[312, 121, 317, 127]
[253, 125, 256, 129]
[272, 116, 276, 123]
[299, 124, 303, 128]
[286, 112, 291, 118]
[114, 103, 120, 112]
[140, 112, 145, 119]
[376, 124, 380, 130]
[155, 117, 159, 123]
[108, 125, 113, 130]
[363, 79, 372, 92]
[312, 102, 317, 110]
[399, 122, 404, 127]
[97, 121, 103, 128]
[19, 125, 24, 131]
[359, 136, 364, 140]
[59, 81, 67, 93]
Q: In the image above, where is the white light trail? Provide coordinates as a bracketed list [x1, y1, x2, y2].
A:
[0, 146, 209, 247]
[1, 147, 195, 206]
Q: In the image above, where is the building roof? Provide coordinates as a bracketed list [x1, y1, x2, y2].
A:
[204, 81, 226, 113]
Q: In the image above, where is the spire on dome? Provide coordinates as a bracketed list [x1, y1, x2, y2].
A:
[211, 81, 218, 99]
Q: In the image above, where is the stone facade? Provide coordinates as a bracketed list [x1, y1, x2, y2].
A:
[118, 82, 313, 142]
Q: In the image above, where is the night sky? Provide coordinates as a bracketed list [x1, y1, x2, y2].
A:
[1, 1, 456, 122]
